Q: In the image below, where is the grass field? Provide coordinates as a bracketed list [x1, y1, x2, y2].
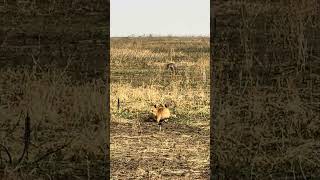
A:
[110, 37, 210, 179]
[0, 66, 107, 179]
[212, 1, 320, 178]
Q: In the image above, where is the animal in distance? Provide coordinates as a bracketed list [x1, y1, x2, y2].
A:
[166, 63, 177, 75]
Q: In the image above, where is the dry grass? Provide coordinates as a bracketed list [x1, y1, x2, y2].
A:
[213, 1, 320, 178]
[110, 37, 210, 179]
[0, 66, 107, 179]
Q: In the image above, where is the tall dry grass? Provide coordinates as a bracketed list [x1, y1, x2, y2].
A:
[213, 1, 320, 178]
[0, 66, 107, 179]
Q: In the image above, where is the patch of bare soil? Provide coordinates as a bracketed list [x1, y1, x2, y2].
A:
[111, 118, 209, 179]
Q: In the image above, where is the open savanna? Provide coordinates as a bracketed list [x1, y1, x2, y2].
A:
[110, 37, 210, 179]
[0, 66, 107, 179]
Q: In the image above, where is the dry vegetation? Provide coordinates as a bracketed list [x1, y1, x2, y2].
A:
[0, 0, 108, 179]
[110, 37, 210, 179]
[213, 1, 320, 178]
[0, 66, 107, 179]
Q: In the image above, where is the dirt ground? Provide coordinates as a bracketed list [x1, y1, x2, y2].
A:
[111, 116, 210, 179]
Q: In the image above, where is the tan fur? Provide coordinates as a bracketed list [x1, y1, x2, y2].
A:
[150, 104, 171, 124]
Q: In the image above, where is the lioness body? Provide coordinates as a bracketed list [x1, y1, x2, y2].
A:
[151, 104, 171, 124]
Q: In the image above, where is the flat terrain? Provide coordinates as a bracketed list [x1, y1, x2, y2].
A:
[110, 37, 210, 179]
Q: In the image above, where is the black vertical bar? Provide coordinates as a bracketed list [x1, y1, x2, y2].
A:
[117, 98, 120, 112]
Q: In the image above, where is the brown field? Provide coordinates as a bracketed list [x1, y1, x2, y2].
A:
[212, 1, 320, 178]
[0, 67, 107, 179]
[110, 37, 210, 179]
[1, 1, 108, 178]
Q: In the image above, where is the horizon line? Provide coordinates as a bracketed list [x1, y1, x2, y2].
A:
[110, 34, 210, 38]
